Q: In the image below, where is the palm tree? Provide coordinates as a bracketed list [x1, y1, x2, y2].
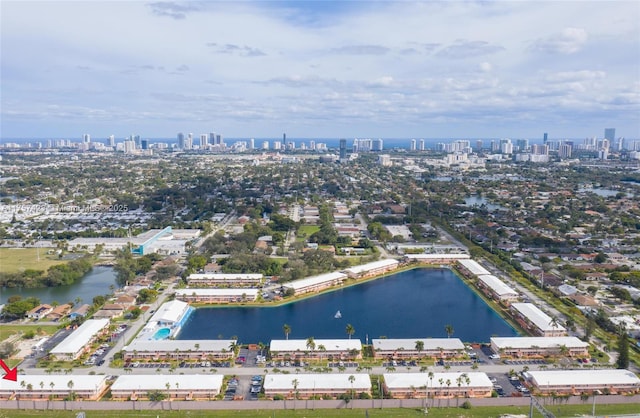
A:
[549, 316, 561, 331]
[415, 340, 424, 358]
[428, 371, 434, 407]
[306, 337, 316, 354]
[348, 374, 356, 408]
[346, 323, 355, 340]
[283, 324, 291, 340]
[444, 324, 454, 338]
[291, 378, 299, 409]
[317, 344, 326, 362]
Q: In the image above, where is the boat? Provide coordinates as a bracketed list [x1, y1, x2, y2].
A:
[334, 310, 342, 319]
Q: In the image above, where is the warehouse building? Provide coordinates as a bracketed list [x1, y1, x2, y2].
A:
[282, 272, 347, 295]
[510, 303, 567, 337]
[263, 373, 370, 399]
[110, 374, 224, 400]
[383, 372, 493, 399]
[122, 339, 236, 361]
[49, 318, 110, 360]
[175, 288, 259, 303]
[525, 369, 640, 395]
[270, 339, 362, 360]
[490, 336, 589, 358]
[344, 259, 399, 279]
[0, 375, 108, 400]
[372, 338, 465, 359]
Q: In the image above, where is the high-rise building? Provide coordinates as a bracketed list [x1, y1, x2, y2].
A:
[558, 143, 572, 159]
[475, 140, 483, 152]
[177, 133, 185, 149]
[283, 133, 287, 148]
[141, 139, 149, 150]
[339, 139, 347, 160]
[410, 139, 416, 151]
[249, 138, 255, 149]
[262, 141, 269, 150]
[83, 134, 91, 143]
[604, 128, 615, 142]
[516, 139, 529, 152]
[108, 135, 115, 147]
[200, 134, 208, 148]
[543, 133, 548, 144]
[419, 139, 425, 151]
[209, 132, 216, 145]
[372, 138, 383, 151]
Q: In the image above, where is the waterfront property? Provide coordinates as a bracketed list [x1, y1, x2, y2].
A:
[26, 304, 53, 320]
[371, 338, 465, 360]
[457, 259, 490, 277]
[476, 274, 519, 304]
[282, 271, 347, 295]
[175, 288, 259, 303]
[262, 373, 371, 399]
[49, 318, 110, 360]
[0, 375, 108, 400]
[187, 273, 263, 287]
[110, 374, 223, 400]
[270, 339, 362, 360]
[524, 369, 640, 395]
[344, 259, 399, 279]
[383, 372, 493, 399]
[510, 303, 566, 337]
[137, 299, 193, 340]
[122, 339, 236, 361]
[490, 336, 589, 358]
[67, 227, 199, 255]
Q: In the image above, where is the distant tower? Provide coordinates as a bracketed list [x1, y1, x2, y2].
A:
[604, 128, 615, 142]
[141, 139, 149, 150]
[108, 135, 115, 147]
[339, 139, 347, 160]
[410, 139, 416, 151]
[83, 134, 91, 143]
[200, 134, 208, 148]
[283, 133, 287, 149]
[543, 133, 548, 144]
[177, 133, 185, 149]
[419, 139, 425, 151]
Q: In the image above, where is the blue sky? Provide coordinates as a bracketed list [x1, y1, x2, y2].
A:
[1, 1, 639, 139]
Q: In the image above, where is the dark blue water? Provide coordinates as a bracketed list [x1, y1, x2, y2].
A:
[177, 268, 517, 344]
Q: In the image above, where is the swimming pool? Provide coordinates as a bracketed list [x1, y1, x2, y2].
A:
[153, 327, 171, 340]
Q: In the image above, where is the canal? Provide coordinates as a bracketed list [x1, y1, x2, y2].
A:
[178, 268, 518, 344]
[0, 266, 118, 305]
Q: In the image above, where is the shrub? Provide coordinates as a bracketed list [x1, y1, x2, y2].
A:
[461, 400, 472, 409]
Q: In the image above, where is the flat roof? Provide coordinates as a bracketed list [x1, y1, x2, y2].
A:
[283, 271, 347, 291]
[188, 273, 263, 280]
[372, 338, 465, 351]
[0, 374, 107, 392]
[491, 336, 588, 349]
[457, 259, 490, 276]
[527, 370, 640, 387]
[344, 259, 399, 275]
[511, 303, 566, 332]
[263, 373, 370, 391]
[50, 318, 109, 355]
[111, 374, 224, 392]
[124, 339, 236, 352]
[405, 254, 470, 260]
[176, 288, 259, 297]
[270, 339, 362, 352]
[477, 274, 518, 297]
[383, 372, 493, 389]
[149, 300, 188, 324]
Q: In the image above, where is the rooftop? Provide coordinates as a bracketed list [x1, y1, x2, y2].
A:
[491, 336, 588, 349]
[527, 369, 640, 387]
[283, 271, 347, 291]
[458, 259, 490, 276]
[149, 300, 189, 324]
[0, 374, 107, 392]
[511, 303, 566, 332]
[124, 339, 236, 352]
[477, 274, 518, 297]
[50, 318, 109, 355]
[263, 373, 370, 391]
[344, 259, 399, 275]
[111, 374, 224, 391]
[372, 338, 465, 351]
[383, 372, 493, 389]
[270, 339, 362, 352]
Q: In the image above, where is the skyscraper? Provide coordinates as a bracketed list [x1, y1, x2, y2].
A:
[604, 128, 615, 142]
[83, 134, 91, 143]
[200, 134, 208, 148]
[177, 133, 185, 149]
[339, 139, 347, 160]
[410, 139, 416, 151]
[543, 133, 548, 144]
[283, 133, 287, 148]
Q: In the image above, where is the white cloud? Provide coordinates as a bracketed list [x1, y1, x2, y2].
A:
[530, 27, 589, 54]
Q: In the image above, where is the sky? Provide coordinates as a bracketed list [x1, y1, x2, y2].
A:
[1, 0, 639, 140]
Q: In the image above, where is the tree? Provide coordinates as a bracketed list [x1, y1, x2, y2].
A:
[616, 326, 630, 369]
[346, 324, 355, 340]
[306, 337, 316, 353]
[415, 340, 424, 358]
[444, 324, 454, 338]
[283, 324, 291, 340]
[348, 374, 356, 408]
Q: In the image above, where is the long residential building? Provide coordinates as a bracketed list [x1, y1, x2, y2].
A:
[525, 370, 640, 395]
[490, 337, 589, 358]
[383, 372, 493, 399]
[187, 273, 263, 287]
[344, 259, 399, 279]
[404, 253, 470, 264]
[110, 375, 224, 400]
[0, 375, 108, 400]
[122, 339, 236, 361]
[282, 272, 347, 295]
[457, 259, 490, 276]
[372, 338, 465, 359]
[510, 302, 567, 337]
[476, 274, 519, 304]
[263, 373, 371, 399]
[49, 318, 110, 360]
[175, 288, 259, 303]
[270, 339, 362, 360]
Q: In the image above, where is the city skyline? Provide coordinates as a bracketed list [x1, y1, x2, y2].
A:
[1, 1, 639, 139]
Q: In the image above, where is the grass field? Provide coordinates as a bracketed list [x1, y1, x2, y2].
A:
[0, 248, 65, 274]
[296, 225, 320, 241]
[1, 404, 639, 418]
[0, 324, 60, 342]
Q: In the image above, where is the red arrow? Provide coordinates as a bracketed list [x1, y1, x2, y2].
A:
[0, 359, 18, 381]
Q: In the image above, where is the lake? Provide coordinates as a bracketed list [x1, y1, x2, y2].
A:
[177, 268, 518, 344]
[464, 196, 504, 212]
[0, 266, 118, 305]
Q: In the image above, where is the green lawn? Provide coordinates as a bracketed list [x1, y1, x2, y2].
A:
[0, 248, 65, 274]
[1, 404, 639, 418]
[0, 324, 59, 342]
[296, 225, 320, 241]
